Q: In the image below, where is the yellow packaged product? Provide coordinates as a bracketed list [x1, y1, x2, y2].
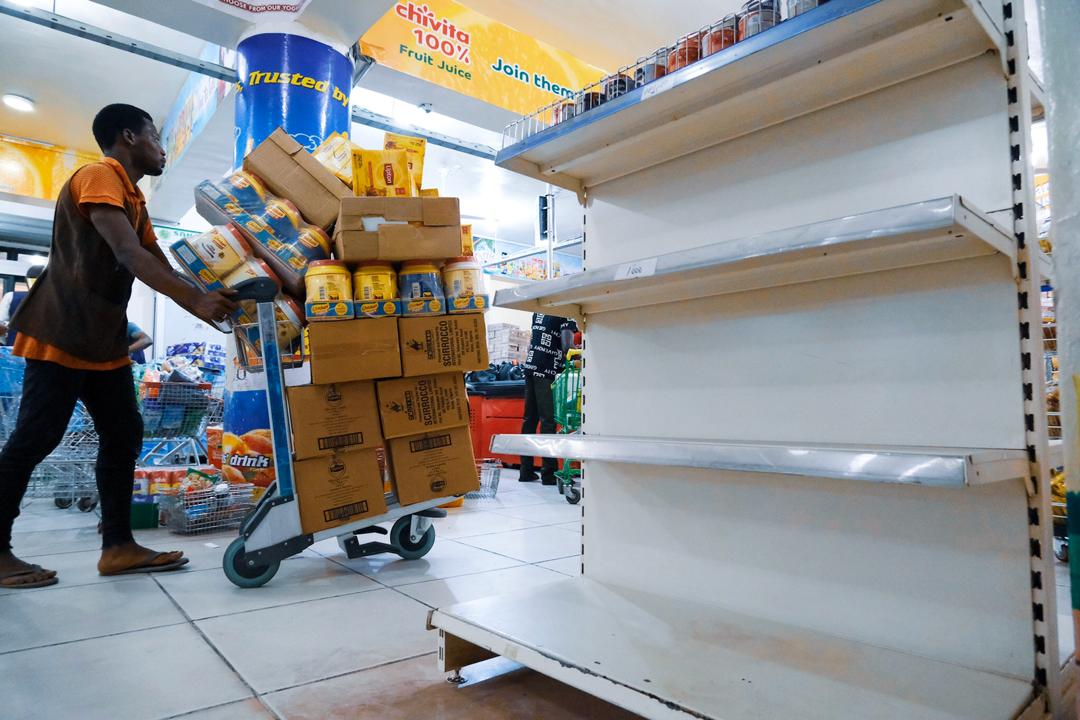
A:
[312, 132, 354, 185]
[419, 188, 439, 198]
[384, 132, 426, 193]
[353, 262, 398, 301]
[351, 148, 415, 198]
[460, 223, 474, 256]
[306, 260, 352, 303]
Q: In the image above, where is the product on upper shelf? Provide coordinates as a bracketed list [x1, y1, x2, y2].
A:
[602, 73, 637, 101]
[787, 0, 828, 18]
[575, 91, 605, 114]
[335, 197, 462, 262]
[351, 148, 415, 198]
[242, 128, 351, 230]
[384, 132, 426, 194]
[442, 256, 488, 314]
[419, 188, 439, 198]
[398, 260, 445, 316]
[305, 260, 353, 321]
[704, 15, 738, 55]
[635, 53, 668, 86]
[668, 31, 703, 73]
[552, 100, 576, 125]
[312, 131, 355, 186]
[739, 0, 783, 40]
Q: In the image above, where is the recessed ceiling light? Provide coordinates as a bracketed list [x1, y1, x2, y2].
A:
[2, 94, 35, 112]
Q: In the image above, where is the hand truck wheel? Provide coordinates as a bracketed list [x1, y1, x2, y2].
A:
[223, 537, 280, 588]
[77, 497, 98, 512]
[565, 487, 581, 505]
[391, 515, 436, 560]
[54, 497, 73, 509]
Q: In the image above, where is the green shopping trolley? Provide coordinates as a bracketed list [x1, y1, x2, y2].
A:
[552, 349, 583, 505]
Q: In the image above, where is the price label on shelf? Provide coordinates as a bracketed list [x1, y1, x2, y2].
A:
[641, 77, 676, 100]
[615, 257, 658, 280]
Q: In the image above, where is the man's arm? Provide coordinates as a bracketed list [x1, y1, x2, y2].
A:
[88, 206, 237, 323]
[128, 330, 153, 354]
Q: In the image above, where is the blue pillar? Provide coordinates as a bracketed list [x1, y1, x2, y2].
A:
[233, 31, 353, 164]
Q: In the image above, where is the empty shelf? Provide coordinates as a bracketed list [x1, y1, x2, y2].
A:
[496, 0, 1004, 191]
[432, 577, 1035, 720]
[493, 196, 1015, 320]
[1049, 440, 1063, 470]
[491, 434, 1029, 488]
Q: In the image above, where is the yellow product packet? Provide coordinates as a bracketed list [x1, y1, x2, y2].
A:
[351, 148, 415, 197]
[419, 188, 440, 197]
[312, 132, 354, 185]
[384, 132, 426, 193]
[460, 223, 474, 256]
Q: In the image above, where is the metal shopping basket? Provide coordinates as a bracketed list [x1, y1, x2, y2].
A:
[552, 349, 583, 504]
[159, 482, 256, 535]
[466, 460, 502, 499]
[138, 380, 214, 467]
[0, 348, 99, 511]
[217, 278, 462, 588]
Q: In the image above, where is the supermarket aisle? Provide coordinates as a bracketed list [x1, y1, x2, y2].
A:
[0, 476, 637, 720]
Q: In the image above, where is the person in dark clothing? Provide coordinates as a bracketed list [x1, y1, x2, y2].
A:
[0, 264, 44, 345]
[519, 313, 578, 485]
[127, 322, 152, 364]
[0, 104, 238, 589]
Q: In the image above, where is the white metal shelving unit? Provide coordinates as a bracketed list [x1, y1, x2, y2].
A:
[429, 1, 1069, 718]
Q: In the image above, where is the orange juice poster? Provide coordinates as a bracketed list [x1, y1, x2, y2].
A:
[360, 1, 606, 117]
[0, 135, 99, 202]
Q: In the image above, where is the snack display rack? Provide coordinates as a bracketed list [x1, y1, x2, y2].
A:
[219, 281, 456, 588]
[430, 1, 1070, 718]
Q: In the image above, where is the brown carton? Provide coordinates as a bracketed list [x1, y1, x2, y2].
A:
[243, 128, 351, 230]
[294, 449, 387, 534]
[398, 315, 489, 377]
[287, 381, 383, 460]
[388, 426, 478, 505]
[308, 318, 401, 385]
[334, 197, 461, 262]
[376, 373, 469, 440]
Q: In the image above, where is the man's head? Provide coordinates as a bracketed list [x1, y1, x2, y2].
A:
[26, 264, 43, 289]
[91, 104, 166, 177]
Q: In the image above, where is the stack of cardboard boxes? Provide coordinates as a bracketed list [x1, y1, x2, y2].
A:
[487, 323, 531, 365]
[289, 315, 488, 534]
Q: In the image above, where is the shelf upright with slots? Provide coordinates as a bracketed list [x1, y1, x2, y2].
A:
[429, 1, 1069, 718]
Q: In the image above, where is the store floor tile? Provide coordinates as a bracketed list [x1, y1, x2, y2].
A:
[492, 502, 583, 526]
[262, 653, 642, 720]
[455, 525, 582, 564]
[11, 501, 100, 532]
[394, 564, 567, 609]
[0, 548, 135, 597]
[0, 624, 252, 720]
[431, 508, 546, 539]
[196, 588, 432, 694]
[317, 537, 522, 587]
[10, 524, 106, 557]
[536, 556, 583, 577]
[156, 556, 380, 620]
[0, 576, 185, 653]
[163, 699, 276, 719]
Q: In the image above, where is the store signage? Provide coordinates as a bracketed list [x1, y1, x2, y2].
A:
[360, 0, 607, 116]
[192, 0, 311, 22]
[0, 135, 98, 202]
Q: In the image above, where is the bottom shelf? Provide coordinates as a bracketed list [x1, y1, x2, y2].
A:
[431, 578, 1035, 720]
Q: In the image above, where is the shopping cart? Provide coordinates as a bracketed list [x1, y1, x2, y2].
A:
[466, 460, 502, 499]
[159, 481, 257, 535]
[0, 348, 99, 511]
[552, 349, 583, 504]
[220, 278, 462, 588]
[138, 380, 214, 467]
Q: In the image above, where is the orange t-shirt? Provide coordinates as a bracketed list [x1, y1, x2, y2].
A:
[14, 157, 157, 371]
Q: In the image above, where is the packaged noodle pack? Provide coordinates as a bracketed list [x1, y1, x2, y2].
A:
[313, 132, 354, 185]
[351, 148, 415, 198]
[384, 132, 426, 193]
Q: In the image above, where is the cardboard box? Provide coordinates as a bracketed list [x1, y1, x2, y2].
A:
[398, 314, 489, 377]
[294, 449, 387, 534]
[334, 197, 461, 262]
[287, 381, 383, 460]
[388, 426, 478, 505]
[243, 128, 351, 230]
[376, 373, 470, 440]
[308, 318, 401, 384]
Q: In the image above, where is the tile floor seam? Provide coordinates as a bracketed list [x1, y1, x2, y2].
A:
[0, 619, 190, 657]
[151, 574, 266, 713]
[0, 573, 145, 597]
[189, 584, 386, 622]
[438, 517, 581, 541]
[381, 558, 541, 591]
[451, 535, 583, 566]
[158, 697, 283, 720]
[259, 651, 437, 696]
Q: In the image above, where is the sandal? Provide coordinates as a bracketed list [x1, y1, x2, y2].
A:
[99, 553, 189, 576]
[1, 565, 59, 589]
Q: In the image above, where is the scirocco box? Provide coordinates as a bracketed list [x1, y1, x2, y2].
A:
[388, 426, 478, 505]
[398, 315, 489, 377]
[287, 381, 383, 460]
[376, 373, 470, 440]
[293, 449, 387, 534]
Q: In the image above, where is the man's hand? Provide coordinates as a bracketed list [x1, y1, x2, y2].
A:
[187, 289, 239, 324]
